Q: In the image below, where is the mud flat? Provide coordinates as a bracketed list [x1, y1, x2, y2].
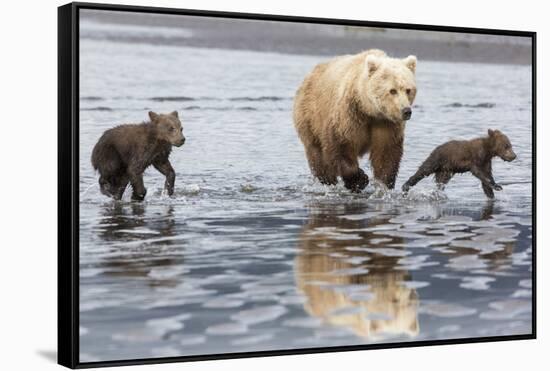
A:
[81, 9, 532, 65]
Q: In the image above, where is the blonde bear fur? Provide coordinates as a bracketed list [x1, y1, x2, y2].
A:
[293, 49, 417, 191]
[294, 204, 419, 339]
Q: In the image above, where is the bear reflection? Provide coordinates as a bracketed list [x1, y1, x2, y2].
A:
[94, 202, 183, 286]
[295, 203, 419, 340]
[444, 200, 517, 272]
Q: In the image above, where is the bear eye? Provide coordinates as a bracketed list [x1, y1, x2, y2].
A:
[169, 126, 175, 132]
[390, 89, 397, 95]
[406, 89, 411, 94]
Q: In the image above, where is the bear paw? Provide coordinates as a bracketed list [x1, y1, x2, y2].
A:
[99, 181, 116, 198]
[131, 190, 147, 201]
[343, 169, 369, 193]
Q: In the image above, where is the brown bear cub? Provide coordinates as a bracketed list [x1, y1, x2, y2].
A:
[402, 129, 516, 198]
[91, 111, 185, 201]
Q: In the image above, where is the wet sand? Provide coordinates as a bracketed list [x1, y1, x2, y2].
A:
[81, 9, 532, 65]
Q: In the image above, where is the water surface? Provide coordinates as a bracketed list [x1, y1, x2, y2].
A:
[79, 18, 533, 362]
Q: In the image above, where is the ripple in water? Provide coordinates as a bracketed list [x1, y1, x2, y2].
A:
[78, 14, 533, 362]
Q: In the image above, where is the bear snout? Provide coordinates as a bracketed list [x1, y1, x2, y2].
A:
[175, 136, 186, 147]
[401, 107, 412, 120]
[505, 150, 517, 162]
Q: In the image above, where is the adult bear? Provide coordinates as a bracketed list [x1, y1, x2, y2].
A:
[293, 49, 417, 192]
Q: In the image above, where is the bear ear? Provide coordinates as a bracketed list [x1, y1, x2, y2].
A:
[403, 55, 417, 73]
[170, 110, 179, 118]
[365, 55, 382, 77]
[148, 111, 159, 122]
[488, 129, 495, 137]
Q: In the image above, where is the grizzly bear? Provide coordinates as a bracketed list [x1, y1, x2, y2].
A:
[293, 49, 417, 192]
[91, 111, 185, 201]
[402, 129, 516, 198]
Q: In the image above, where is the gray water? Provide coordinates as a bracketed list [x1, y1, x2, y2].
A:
[78, 20, 533, 363]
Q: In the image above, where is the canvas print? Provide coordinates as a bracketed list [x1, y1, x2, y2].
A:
[77, 8, 533, 363]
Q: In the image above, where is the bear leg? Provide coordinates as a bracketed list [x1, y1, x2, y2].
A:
[94, 147, 125, 200]
[402, 162, 435, 192]
[112, 174, 129, 200]
[434, 171, 453, 190]
[480, 165, 502, 191]
[98, 175, 124, 199]
[153, 158, 176, 196]
[369, 134, 404, 189]
[471, 165, 501, 191]
[304, 141, 337, 185]
[482, 183, 495, 199]
[128, 167, 147, 201]
[98, 176, 114, 198]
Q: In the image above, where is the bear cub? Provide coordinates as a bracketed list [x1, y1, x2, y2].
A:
[91, 111, 185, 201]
[402, 129, 516, 198]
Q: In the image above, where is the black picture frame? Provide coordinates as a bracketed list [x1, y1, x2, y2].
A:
[58, 2, 537, 368]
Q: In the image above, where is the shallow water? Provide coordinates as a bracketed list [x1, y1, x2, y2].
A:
[78, 20, 533, 362]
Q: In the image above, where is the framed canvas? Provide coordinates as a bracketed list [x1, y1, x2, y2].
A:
[58, 2, 536, 368]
